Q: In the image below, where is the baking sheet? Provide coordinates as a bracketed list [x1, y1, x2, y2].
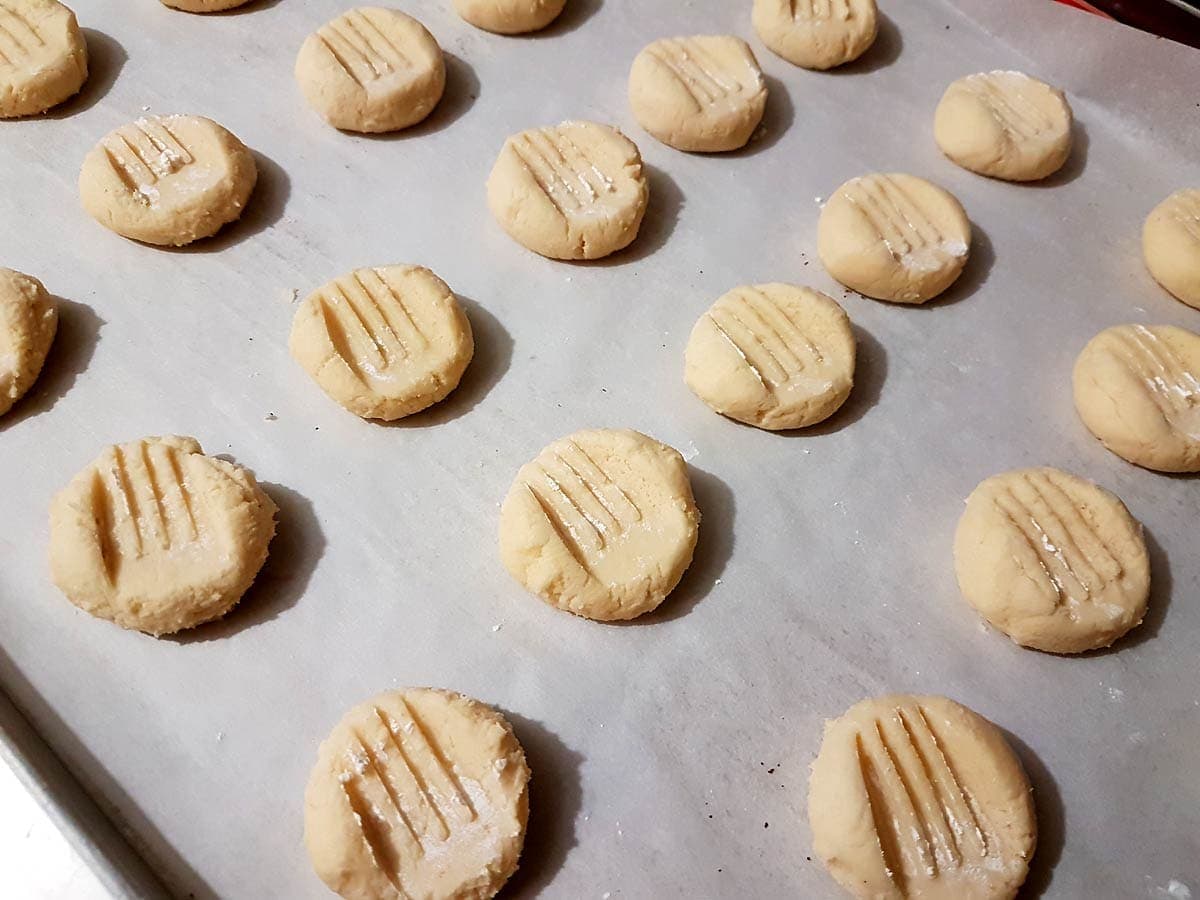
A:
[1, 0, 1198, 896]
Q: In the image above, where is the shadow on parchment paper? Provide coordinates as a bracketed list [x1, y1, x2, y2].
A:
[775, 323, 887, 438]
[1000, 730, 1064, 898]
[43, 30, 126, 118]
[571, 165, 684, 268]
[1024, 120, 1090, 189]
[728, 75, 795, 158]
[497, 712, 584, 898]
[197, 0, 285, 14]
[822, 13, 903, 76]
[381, 297, 513, 428]
[0, 299, 104, 433]
[356, 53, 479, 141]
[170, 482, 325, 643]
[524, 0, 603, 38]
[1081, 524, 1171, 656]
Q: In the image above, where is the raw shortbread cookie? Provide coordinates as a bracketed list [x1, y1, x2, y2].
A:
[160, 0, 255, 11]
[819, 173, 971, 304]
[684, 283, 854, 430]
[809, 694, 1036, 900]
[0, 0, 87, 118]
[48, 436, 277, 636]
[935, 71, 1073, 182]
[79, 115, 257, 246]
[954, 467, 1150, 654]
[752, 0, 877, 70]
[289, 265, 474, 421]
[0, 268, 56, 416]
[296, 7, 445, 134]
[487, 120, 649, 260]
[1143, 189, 1200, 309]
[1073, 324, 1200, 473]
[453, 0, 564, 34]
[499, 429, 700, 621]
[628, 35, 767, 153]
[304, 688, 530, 900]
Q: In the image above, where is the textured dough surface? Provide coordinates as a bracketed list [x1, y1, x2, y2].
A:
[487, 120, 649, 260]
[289, 265, 474, 421]
[296, 7, 445, 134]
[628, 35, 766, 153]
[304, 688, 530, 900]
[48, 436, 277, 635]
[819, 173, 971, 304]
[499, 429, 700, 621]
[752, 0, 877, 70]
[160, 0, 254, 11]
[1073, 323, 1200, 473]
[954, 467, 1150, 653]
[453, 0, 564, 34]
[684, 283, 854, 430]
[1143, 189, 1200, 309]
[79, 115, 257, 246]
[0, 267, 57, 416]
[0, 0, 87, 117]
[808, 694, 1036, 900]
[935, 71, 1073, 182]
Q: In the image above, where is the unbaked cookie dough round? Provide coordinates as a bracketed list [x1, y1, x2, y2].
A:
[818, 172, 971, 304]
[0, 0, 87, 118]
[499, 429, 700, 621]
[628, 35, 767, 153]
[752, 0, 877, 70]
[954, 467, 1150, 654]
[304, 687, 530, 900]
[809, 694, 1036, 900]
[296, 7, 445, 134]
[79, 115, 257, 246]
[487, 120, 649, 260]
[0, 268, 56, 417]
[160, 0, 254, 11]
[453, 0, 564, 34]
[1143, 189, 1200, 310]
[935, 71, 1073, 182]
[684, 283, 854, 430]
[48, 436, 277, 636]
[289, 265, 474, 421]
[1073, 323, 1200, 473]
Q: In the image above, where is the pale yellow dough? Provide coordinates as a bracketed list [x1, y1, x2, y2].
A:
[935, 71, 1073, 182]
[487, 120, 649, 260]
[628, 35, 767, 153]
[0, 0, 87, 117]
[0, 267, 56, 416]
[453, 0, 564, 34]
[289, 265, 474, 421]
[296, 7, 445, 134]
[1073, 323, 1200, 473]
[499, 429, 700, 621]
[819, 173, 971, 304]
[79, 115, 257, 246]
[49, 436, 277, 636]
[954, 467, 1150, 654]
[752, 0, 877, 70]
[1143, 189, 1200, 309]
[304, 688, 530, 900]
[685, 283, 854, 430]
[160, 0, 254, 11]
[808, 694, 1036, 900]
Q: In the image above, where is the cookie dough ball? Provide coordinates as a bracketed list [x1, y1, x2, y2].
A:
[296, 7, 445, 134]
[1073, 323, 1200, 473]
[487, 120, 649, 260]
[819, 173, 971, 304]
[0, 268, 56, 417]
[499, 429, 700, 621]
[752, 0, 877, 70]
[0, 0, 87, 118]
[79, 115, 257, 246]
[453, 0, 564, 34]
[1143, 189, 1200, 309]
[935, 71, 1073, 182]
[954, 467, 1150, 654]
[628, 35, 767, 153]
[685, 283, 854, 430]
[304, 688, 530, 900]
[160, 0, 255, 11]
[49, 436, 276, 635]
[809, 694, 1036, 900]
[289, 265, 474, 421]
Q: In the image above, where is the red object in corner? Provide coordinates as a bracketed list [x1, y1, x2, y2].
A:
[1053, 0, 1114, 16]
